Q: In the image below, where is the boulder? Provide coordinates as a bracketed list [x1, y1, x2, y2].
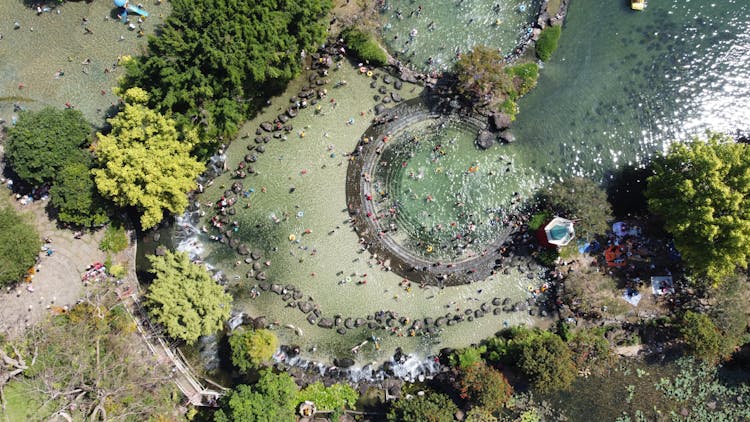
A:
[298, 301, 314, 313]
[382, 96, 391, 104]
[318, 318, 334, 329]
[394, 80, 403, 90]
[367, 321, 379, 330]
[493, 308, 503, 315]
[344, 318, 355, 329]
[480, 303, 491, 313]
[287, 108, 297, 118]
[435, 317, 447, 327]
[383, 75, 393, 84]
[355, 318, 366, 327]
[258, 282, 271, 291]
[256, 145, 265, 153]
[252, 262, 261, 271]
[278, 114, 289, 123]
[374, 104, 386, 114]
[492, 297, 502, 306]
[252, 316, 268, 329]
[255, 272, 267, 281]
[251, 250, 262, 260]
[270, 284, 283, 294]
[476, 130, 496, 150]
[334, 357, 356, 368]
[336, 327, 347, 335]
[245, 154, 257, 163]
[260, 122, 273, 132]
[499, 129, 516, 143]
[306, 313, 317, 325]
[475, 309, 485, 318]
[491, 113, 512, 130]
[391, 92, 402, 103]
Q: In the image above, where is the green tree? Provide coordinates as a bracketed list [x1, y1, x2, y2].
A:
[680, 310, 723, 364]
[455, 45, 513, 108]
[121, 0, 332, 142]
[342, 27, 388, 65]
[5, 107, 90, 186]
[459, 363, 513, 414]
[92, 88, 204, 230]
[49, 162, 109, 227]
[518, 332, 576, 393]
[450, 345, 487, 369]
[465, 407, 498, 422]
[540, 177, 613, 240]
[229, 328, 279, 372]
[297, 382, 359, 412]
[387, 392, 459, 422]
[536, 25, 562, 61]
[646, 135, 750, 282]
[145, 251, 231, 343]
[214, 370, 298, 422]
[0, 207, 40, 287]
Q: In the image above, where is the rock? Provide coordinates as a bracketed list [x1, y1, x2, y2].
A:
[258, 282, 270, 291]
[382, 96, 391, 104]
[154, 246, 167, 256]
[335, 357, 355, 368]
[334, 316, 342, 327]
[255, 271, 266, 281]
[306, 313, 317, 325]
[493, 308, 503, 315]
[476, 130, 496, 149]
[256, 145, 265, 153]
[424, 317, 434, 326]
[293, 291, 303, 300]
[391, 92, 402, 102]
[492, 297, 502, 306]
[394, 80, 403, 90]
[245, 154, 257, 163]
[252, 316, 268, 329]
[387, 318, 398, 328]
[514, 302, 528, 312]
[467, 316, 474, 322]
[475, 309, 485, 318]
[378, 86, 387, 94]
[277, 114, 289, 123]
[298, 301, 314, 313]
[367, 321, 379, 329]
[499, 129, 516, 143]
[318, 318, 334, 329]
[313, 309, 322, 318]
[336, 327, 347, 335]
[270, 284, 283, 294]
[374, 104, 386, 114]
[252, 262, 261, 271]
[251, 250, 262, 260]
[355, 318, 366, 327]
[503, 297, 512, 306]
[481, 303, 491, 313]
[491, 113, 512, 130]
[383, 75, 393, 84]
[255, 128, 262, 135]
[464, 309, 473, 316]
[344, 318, 355, 329]
[370, 81, 377, 89]
[281, 293, 291, 301]
[287, 108, 297, 118]
[260, 122, 273, 132]
[435, 317, 447, 327]
[290, 96, 298, 104]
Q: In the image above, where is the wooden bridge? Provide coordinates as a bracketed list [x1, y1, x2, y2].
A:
[122, 294, 227, 407]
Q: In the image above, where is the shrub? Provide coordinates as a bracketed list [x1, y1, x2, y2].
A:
[536, 25, 562, 61]
[680, 311, 723, 364]
[506, 63, 539, 98]
[343, 27, 388, 66]
[450, 345, 487, 369]
[49, 162, 109, 227]
[297, 382, 359, 412]
[0, 207, 41, 287]
[100, 224, 128, 253]
[459, 363, 513, 414]
[229, 328, 279, 372]
[387, 392, 458, 422]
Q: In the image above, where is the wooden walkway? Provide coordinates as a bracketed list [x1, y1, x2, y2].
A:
[122, 294, 226, 407]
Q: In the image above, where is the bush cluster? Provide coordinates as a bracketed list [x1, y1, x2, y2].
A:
[536, 25, 562, 61]
[343, 27, 388, 66]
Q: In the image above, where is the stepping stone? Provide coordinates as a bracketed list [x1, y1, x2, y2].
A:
[318, 318, 334, 329]
[298, 301, 314, 313]
[307, 314, 317, 325]
[344, 318, 355, 329]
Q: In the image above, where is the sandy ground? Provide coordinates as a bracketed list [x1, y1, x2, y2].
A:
[0, 190, 108, 339]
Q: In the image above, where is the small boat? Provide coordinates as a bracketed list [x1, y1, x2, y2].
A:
[631, 0, 646, 11]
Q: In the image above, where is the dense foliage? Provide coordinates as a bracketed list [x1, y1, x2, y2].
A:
[145, 251, 231, 343]
[99, 223, 129, 253]
[3, 296, 179, 420]
[0, 207, 40, 287]
[297, 382, 359, 412]
[540, 177, 613, 241]
[455, 46, 513, 107]
[459, 363, 513, 414]
[92, 88, 204, 230]
[229, 328, 279, 372]
[535, 25, 562, 61]
[646, 135, 750, 283]
[120, 0, 332, 143]
[214, 370, 298, 422]
[342, 27, 388, 66]
[49, 162, 109, 227]
[5, 107, 90, 186]
[387, 392, 459, 422]
[680, 311, 723, 364]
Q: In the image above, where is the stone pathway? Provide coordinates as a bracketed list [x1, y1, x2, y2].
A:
[0, 191, 107, 339]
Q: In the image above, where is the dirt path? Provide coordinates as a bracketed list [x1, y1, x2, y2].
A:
[0, 190, 107, 339]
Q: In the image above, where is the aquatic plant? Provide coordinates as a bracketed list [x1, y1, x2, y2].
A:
[342, 27, 388, 66]
[535, 25, 562, 62]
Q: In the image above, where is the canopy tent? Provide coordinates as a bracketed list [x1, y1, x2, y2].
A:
[536, 217, 575, 247]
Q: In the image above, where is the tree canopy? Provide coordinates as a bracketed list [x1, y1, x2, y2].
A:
[5, 107, 90, 187]
[297, 382, 359, 412]
[387, 392, 459, 422]
[459, 363, 513, 414]
[455, 46, 513, 107]
[92, 88, 204, 230]
[49, 162, 110, 227]
[214, 370, 298, 422]
[0, 207, 40, 287]
[120, 0, 332, 142]
[229, 328, 279, 372]
[145, 251, 231, 343]
[540, 177, 613, 240]
[645, 135, 750, 282]
[680, 310, 724, 364]
[517, 331, 577, 393]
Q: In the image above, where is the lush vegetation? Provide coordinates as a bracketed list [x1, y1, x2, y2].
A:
[145, 251, 232, 343]
[454, 45, 538, 116]
[680, 311, 724, 364]
[214, 370, 298, 422]
[120, 0, 332, 145]
[0, 293, 179, 420]
[92, 88, 204, 230]
[49, 162, 110, 227]
[342, 27, 388, 66]
[99, 222, 129, 253]
[646, 134, 750, 283]
[459, 363, 513, 414]
[0, 207, 41, 287]
[539, 176, 613, 241]
[5, 107, 90, 187]
[297, 382, 359, 412]
[536, 25, 562, 61]
[229, 328, 279, 372]
[387, 391, 459, 422]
